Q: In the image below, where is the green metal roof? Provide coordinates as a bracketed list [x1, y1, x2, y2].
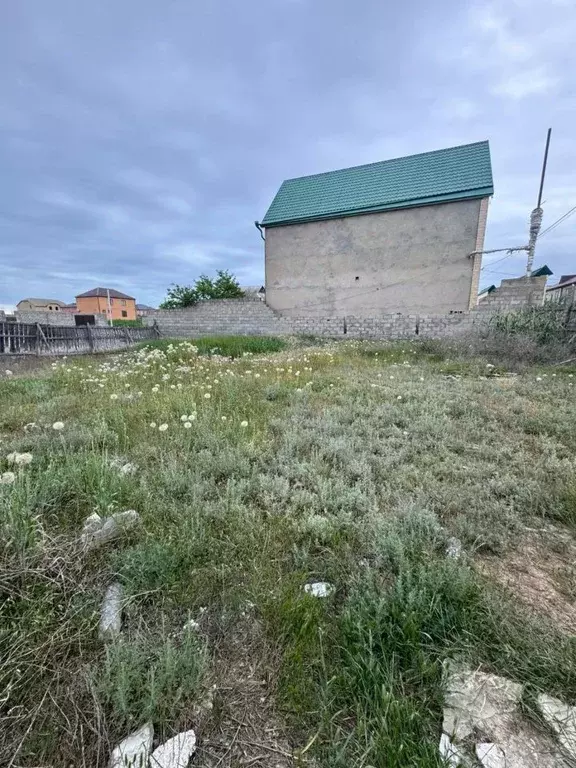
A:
[530, 265, 553, 277]
[261, 141, 493, 227]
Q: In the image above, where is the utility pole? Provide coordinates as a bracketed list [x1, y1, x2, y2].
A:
[106, 288, 113, 327]
[526, 128, 552, 275]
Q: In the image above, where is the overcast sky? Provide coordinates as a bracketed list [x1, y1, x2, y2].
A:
[1, 0, 574, 309]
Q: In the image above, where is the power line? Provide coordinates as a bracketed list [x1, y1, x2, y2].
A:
[538, 204, 576, 239]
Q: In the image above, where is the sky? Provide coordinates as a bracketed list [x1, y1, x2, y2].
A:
[1, 0, 575, 310]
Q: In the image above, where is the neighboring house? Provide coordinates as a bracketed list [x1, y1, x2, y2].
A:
[61, 303, 78, 313]
[17, 298, 66, 312]
[259, 141, 493, 316]
[531, 265, 553, 278]
[477, 285, 496, 304]
[136, 303, 155, 317]
[241, 285, 266, 300]
[546, 275, 576, 304]
[477, 266, 552, 306]
[76, 288, 137, 321]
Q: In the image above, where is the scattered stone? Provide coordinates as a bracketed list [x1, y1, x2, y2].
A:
[82, 512, 103, 536]
[109, 722, 153, 768]
[441, 664, 568, 767]
[439, 733, 468, 766]
[82, 509, 140, 550]
[99, 582, 123, 638]
[304, 581, 334, 598]
[443, 665, 523, 740]
[476, 742, 506, 767]
[446, 537, 463, 559]
[537, 693, 576, 759]
[149, 729, 196, 768]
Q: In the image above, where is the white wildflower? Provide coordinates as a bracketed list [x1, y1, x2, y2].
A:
[149, 422, 157, 428]
[24, 422, 37, 431]
[14, 452, 33, 466]
[397, 395, 402, 400]
[110, 394, 119, 400]
[158, 423, 168, 432]
[183, 421, 192, 429]
[6, 452, 18, 464]
[1, 471, 16, 484]
[180, 414, 189, 422]
[152, 386, 159, 393]
[188, 413, 197, 421]
[221, 416, 227, 421]
[170, 384, 176, 389]
[240, 420, 248, 428]
[5, 370, 13, 376]
[204, 392, 211, 399]
[52, 421, 65, 431]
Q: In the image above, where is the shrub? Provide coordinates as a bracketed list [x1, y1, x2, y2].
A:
[96, 629, 207, 731]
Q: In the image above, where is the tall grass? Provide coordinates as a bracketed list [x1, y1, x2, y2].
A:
[139, 334, 287, 357]
[1, 339, 576, 765]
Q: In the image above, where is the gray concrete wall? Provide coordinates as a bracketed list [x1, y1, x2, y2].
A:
[145, 276, 549, 341]
[476, 276, 547, 311]
[14, 310, 108, 326]
[265, 198, 485, 316]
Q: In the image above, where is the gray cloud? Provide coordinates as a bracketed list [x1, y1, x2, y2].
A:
[1, 0, 575, 308]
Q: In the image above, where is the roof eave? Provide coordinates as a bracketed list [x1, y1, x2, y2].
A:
[261, 187, 494, 228]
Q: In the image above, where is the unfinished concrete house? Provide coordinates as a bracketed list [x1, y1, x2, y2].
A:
[259, 141, 493, 316]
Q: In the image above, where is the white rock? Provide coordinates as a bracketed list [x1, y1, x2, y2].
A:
[443, 665, 522, 740]
[304, 581, 334, 598]
[82, 512, 103, 536]
[446, 537, 463, 559]
[109, 722, 153, 767]
[99, 582, 123, 638]
[439, 732, 467, 766]
[442, 664, 567, 767]
[82, 509, 140, 550]
[149, 729, 196, 768]
[476, 743, 506, 767]
[538, 693, 576, 759]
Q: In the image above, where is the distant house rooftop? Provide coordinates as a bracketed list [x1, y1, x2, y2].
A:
[547, 274, 576, 292]
[531, 265, 553, 277]
[17, 298, 65, 306]
[478, 285, 496, 297]
[136, 303, 155, 310]
[76, 287, 135, 300]
[261, 141, 494, 228]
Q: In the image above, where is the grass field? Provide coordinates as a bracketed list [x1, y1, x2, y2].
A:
[1, 338, 576, 767]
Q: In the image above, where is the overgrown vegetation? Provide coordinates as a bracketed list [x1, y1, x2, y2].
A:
[160, 269, 244, 308]
[1, 339, 575, 765]
[112, 318, 144, 327]
[139, 334, 287, 358]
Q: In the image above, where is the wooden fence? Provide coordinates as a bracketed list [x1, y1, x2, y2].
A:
[0, 322, 159, 356]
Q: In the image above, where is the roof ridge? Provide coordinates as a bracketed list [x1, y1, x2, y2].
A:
[281, 141, 490, 185]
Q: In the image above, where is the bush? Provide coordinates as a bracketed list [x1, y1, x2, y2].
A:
[160, 270, 244, 308]
[96, 629, 207, 731]
[488, 304, 572, 344]
[112, 319, 143, 327]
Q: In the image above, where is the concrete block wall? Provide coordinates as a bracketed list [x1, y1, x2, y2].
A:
[144, 298, 292, 337]
[476, 275, 546, 311]
[144, 277, 548, 342]
[14, 311, 109, 326]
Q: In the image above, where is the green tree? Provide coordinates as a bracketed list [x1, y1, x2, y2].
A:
[159, 271, 244, 309]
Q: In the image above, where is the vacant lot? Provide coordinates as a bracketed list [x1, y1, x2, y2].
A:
[1, 337, 576, 767]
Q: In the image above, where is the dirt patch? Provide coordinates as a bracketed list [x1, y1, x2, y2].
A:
[478, 525, 576, 634]
[195, 613, 295, 768]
